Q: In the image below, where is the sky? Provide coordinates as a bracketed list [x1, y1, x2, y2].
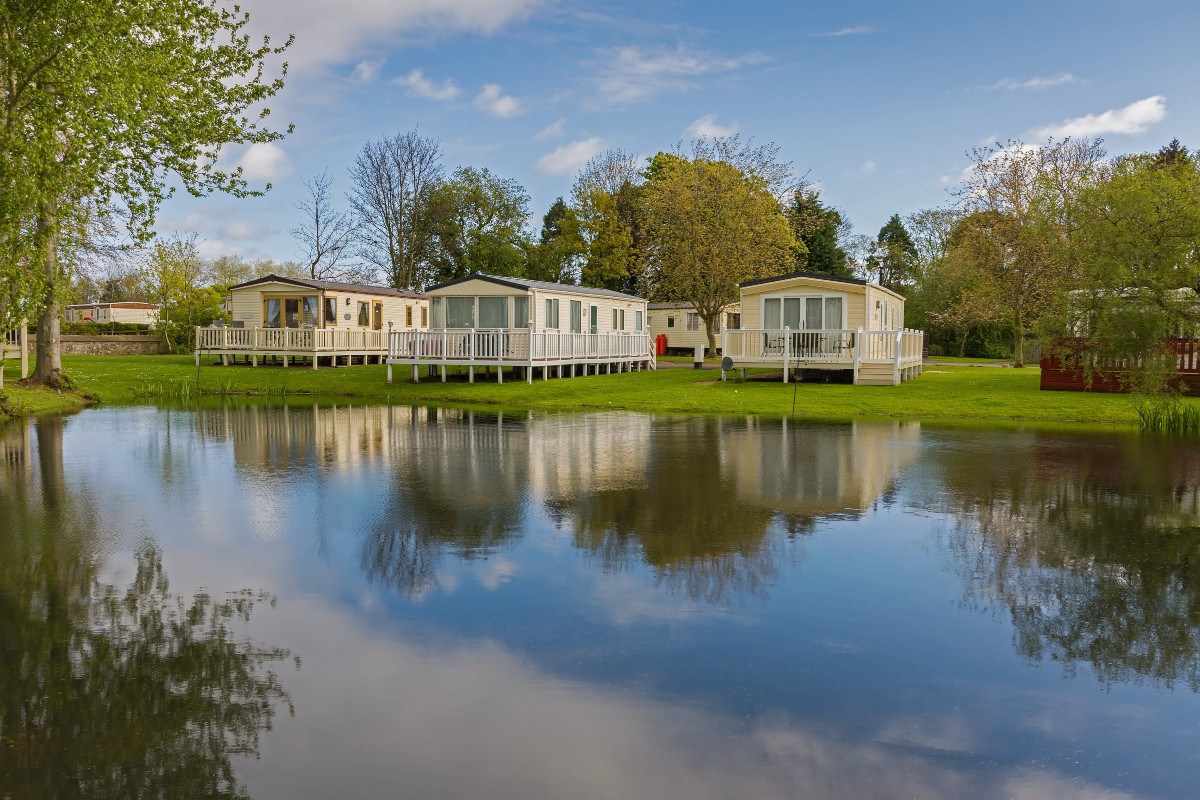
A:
[156, 0, 1200, 267]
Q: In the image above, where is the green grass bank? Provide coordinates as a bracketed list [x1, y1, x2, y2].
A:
[0, 354, 1171, 427]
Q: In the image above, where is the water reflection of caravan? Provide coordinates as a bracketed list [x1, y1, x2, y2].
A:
[720, 419, 920, 518]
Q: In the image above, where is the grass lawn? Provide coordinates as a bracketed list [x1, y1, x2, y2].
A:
[0, 354, 1165, 428]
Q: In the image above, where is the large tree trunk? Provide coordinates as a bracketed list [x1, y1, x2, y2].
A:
[33, 200, 66, 387]
[706, 321, 717, 358]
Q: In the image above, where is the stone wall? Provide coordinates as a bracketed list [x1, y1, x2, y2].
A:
[28, 334, 170, 356]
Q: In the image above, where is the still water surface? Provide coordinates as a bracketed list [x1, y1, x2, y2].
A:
[2, 404, 1199, 799]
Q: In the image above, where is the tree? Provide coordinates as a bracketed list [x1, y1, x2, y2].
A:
[644, 157, 795, 354]
[349, 130, 444, 290]
[526, 198, 584, 284]
[1, 0, 292, 387]
[682, 134, 801, 199]
[952, 137, 1105, 366]
[427, 166, 531, 283]
[784, 190, 850, 278]
[291, 170, 358, 281]
[866, 213, 918, 290]
[569, 149, 644, 294]
[1047, 144, 1200, 393]
[142, 235, 226, 352]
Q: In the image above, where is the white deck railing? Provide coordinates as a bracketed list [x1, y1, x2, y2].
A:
[388, 329, 654, 365]
[195, 326, 388, 353]
[722, 327, 924, 383]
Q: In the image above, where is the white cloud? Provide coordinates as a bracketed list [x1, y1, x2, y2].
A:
[685, 114, 739, 138]
[475, 83, 521, 117]
[857, 160, 877, 176]
[220, 220, 270, 241]
[395, 68, 461, 101]
[535, 137, 605, 175]
[246, 0, 547, 73]
[1036, 95, 1166, 138]
[351, 59, 384, 83]
[236, 142, 293, 182]
[534, 118, 567, 141]
[987, 72, 1080, 91]
[809, 25, 876, 37]
[590, 45, 768, 105]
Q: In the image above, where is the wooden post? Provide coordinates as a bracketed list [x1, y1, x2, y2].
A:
[440, 364, 446, 382]
[412, 364, 419, 383]
[469, 365, 474, 383]
[20, 323, 29, 379]
[782, 326, 790, 383]
[893, 329, 903, 385]
[853, 326, 863, 385]
[497, 365, 503, 384]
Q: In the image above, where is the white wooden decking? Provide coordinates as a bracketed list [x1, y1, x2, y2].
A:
[194, 326, 388, 368]
[721, 327, 924, 385]
[386, 329, 656, 384]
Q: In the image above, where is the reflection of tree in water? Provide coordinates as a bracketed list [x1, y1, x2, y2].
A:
[0, 417, 295, 799]
[363, 411, 529, 597]
[936, 431, 1200, 689]
[548, 417, 782, 604]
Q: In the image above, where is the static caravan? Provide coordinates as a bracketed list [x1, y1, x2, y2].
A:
[65, 301, 160, 326]
[723, 271, 922, 385]
[196, 274, 428, 368]
[648, 301, 741, 353]
[387, 273, 654, 383]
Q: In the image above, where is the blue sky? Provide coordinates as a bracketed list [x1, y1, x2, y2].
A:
[158, 0, 1200, 266]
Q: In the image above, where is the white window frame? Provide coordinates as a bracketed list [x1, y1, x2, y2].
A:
[545, 298, 560, 330]
[759, 292, 849, 330]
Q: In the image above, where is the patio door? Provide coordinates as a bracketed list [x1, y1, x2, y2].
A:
[373, 301, 383, 330]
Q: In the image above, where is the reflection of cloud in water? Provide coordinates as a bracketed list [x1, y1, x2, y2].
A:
[241, 599, 1139, 800]
[588, 571, 742, 627]
[476, 557, 519, 590]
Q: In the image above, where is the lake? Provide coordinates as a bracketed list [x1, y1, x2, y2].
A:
[2, 404, 1198, 799]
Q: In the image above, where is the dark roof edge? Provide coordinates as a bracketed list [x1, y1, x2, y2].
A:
[739, 271, 868, 289]
[227, 274, 311, 291]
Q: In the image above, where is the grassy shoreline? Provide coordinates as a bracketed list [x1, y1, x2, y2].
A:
[2, 354, 1171, 427]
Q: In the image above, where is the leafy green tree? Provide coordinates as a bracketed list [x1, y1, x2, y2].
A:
[866, 213, 918, 290]
[525, 197, 584, 284]
[1, 0, 292, 387]
[953, 137, 1105, 366]
[1045, 143, 1200, 393]
[569, 149, 645, 294]
[142, 236, 227, 352]
[784, 190, 850, 278]
[427, 166, 531, 283]
[644, 156, 795, 353]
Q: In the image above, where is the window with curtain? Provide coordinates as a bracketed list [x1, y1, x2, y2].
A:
[513, 296, 530, 328]
[805, 297, 823, 329]
[446, 297, 474, 328]
[421, 306, 428, 327]
[358, 301, 369, 327]
[405, 306, 413, 327]
[431, 298, 442, 328]
[686, 312, 699, 331]
[479, 296, 508, 328]
[569, 300, 582, 333]
[824, 296, 843, 330]
[265, 299, 281, 328]
[303, 297, 319, 326]
[545, 298, 559, 329]
[763, 298, 780, 329]
[635, 310, 643, 331]
[589, 305, 598, 334]
[324, 297, 337, 326]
